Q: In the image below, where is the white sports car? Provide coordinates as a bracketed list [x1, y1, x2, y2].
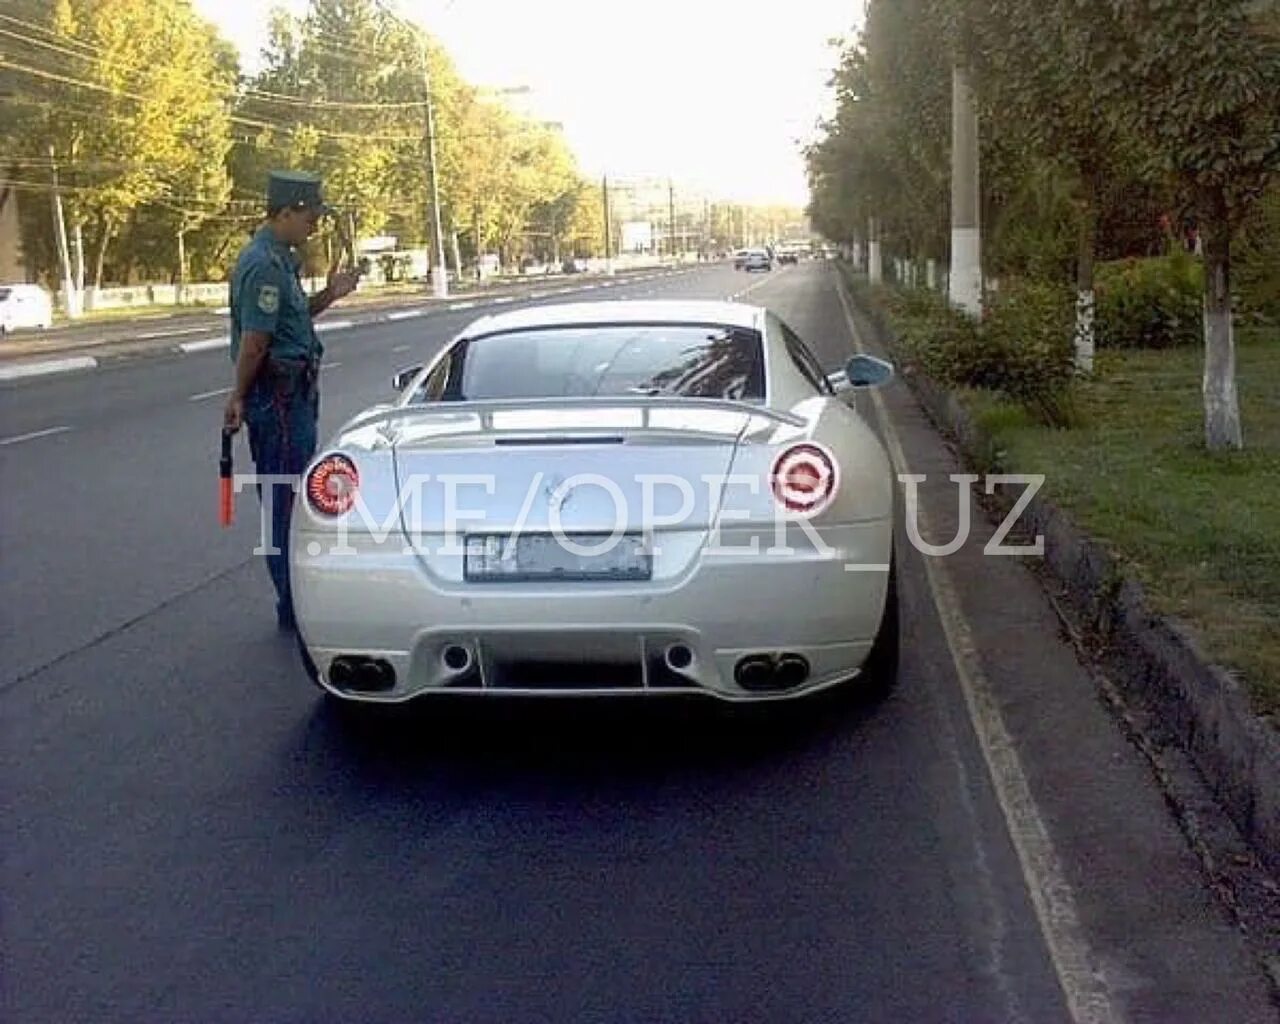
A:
[291, 300, 899, 705]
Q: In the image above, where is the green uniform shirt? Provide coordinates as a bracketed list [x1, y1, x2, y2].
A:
[228, 225, 322, 364]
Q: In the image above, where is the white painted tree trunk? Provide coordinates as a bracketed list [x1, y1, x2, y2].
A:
[927, 259, 937, 290]
[1074, 290, 1095, 374]
[1202, 223, 1243, 449]
[949, 64, 982, 316]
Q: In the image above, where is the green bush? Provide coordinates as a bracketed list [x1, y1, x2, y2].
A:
[981, 278, 1078, 427]
[882, 287, 1004, 390]
[1095, 252, 1203, 349]
[874, 273, 1077, 427]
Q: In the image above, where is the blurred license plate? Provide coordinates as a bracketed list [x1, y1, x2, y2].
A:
[464, 534, 651, 581]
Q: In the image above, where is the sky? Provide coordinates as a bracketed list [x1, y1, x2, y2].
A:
[191, 0, 866, 207]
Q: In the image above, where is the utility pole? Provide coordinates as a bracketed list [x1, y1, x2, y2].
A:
[948, 62, 982, 315]
[47, 143, 80, 318]
[668, 179, 677, 263]
[420, 40, 449, 299]
[602, 174, 613, 274]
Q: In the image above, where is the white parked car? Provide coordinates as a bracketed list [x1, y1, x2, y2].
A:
[0, 284, 53, 335]
[291, 300, 898, 706]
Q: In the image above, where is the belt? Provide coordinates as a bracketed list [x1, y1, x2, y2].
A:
[262, 354, 319, 394]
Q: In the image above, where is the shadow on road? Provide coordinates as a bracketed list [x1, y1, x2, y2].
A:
[286, 681, 892, 799]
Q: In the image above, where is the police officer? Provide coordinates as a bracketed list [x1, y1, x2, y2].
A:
[223, 170, 361, 630]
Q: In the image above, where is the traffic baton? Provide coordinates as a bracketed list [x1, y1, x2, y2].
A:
[219, 427, 235, 527]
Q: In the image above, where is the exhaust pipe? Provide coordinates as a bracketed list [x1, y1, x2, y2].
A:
[734, 654, 776, 691]
[775, 654, 810, 689]
[664, 643, 694, 674]
[328, 655, 396, 692]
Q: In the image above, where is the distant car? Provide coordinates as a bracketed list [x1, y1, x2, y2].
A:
[732, 249, 752, 269]
[291, 299, 899, 706]
[742, 248, 772, 272]
[0, 283, 53, 336]
[777, 249, 799, 265]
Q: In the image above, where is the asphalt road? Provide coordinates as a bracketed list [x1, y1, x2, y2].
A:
[1, 261, 1273, 1023]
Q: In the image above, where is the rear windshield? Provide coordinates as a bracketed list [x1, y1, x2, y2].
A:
[420, 323, 765, 402]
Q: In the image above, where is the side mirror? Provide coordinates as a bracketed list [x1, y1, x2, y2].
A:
[830, 353, 894, 392]
[392, 365, 423, 392]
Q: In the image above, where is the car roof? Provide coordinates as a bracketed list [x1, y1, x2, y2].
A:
[461, 299, 764, 336]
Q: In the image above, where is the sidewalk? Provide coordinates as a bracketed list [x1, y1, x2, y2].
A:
[0, 265, 682, 381]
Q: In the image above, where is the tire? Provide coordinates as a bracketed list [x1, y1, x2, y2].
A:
[858, 550, 900, 700]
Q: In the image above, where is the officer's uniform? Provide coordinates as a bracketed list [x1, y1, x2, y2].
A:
[229, 171, 330, 626]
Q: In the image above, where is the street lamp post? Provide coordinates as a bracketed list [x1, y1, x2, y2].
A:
[420, 41, 449, 299]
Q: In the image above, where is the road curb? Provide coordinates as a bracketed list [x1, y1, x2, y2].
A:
[0, 356, 99, 381]
[0, 266, 697, 382]
[843, 271, 1280, 876]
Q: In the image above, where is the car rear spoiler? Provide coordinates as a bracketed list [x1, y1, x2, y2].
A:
[345, 395, 810, 434]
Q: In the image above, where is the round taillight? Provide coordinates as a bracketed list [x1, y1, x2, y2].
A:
[306, 454, 360, 516]
[771, 442, 838, 515]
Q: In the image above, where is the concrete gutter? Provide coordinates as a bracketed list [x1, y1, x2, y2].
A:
[845, 273, 1280, 877]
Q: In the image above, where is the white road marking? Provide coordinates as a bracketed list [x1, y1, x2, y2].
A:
[178, 336, 229, 353]
[833, 276, 1121, 1024]
[392, 344, 412, 353]
[491, 296, 515, 304]
[0, 357, 98, 381]
[528, 290, 544, 298]
[386, 309, 424, 321]
[214, 306, 230, 315]
[316, 319, 353, 333]
[448, 301, 477, 311]
[136, 326, 215, 340]
[324, 361, 342, 369]
[188, 386, 232, 402]
[0, 425, 72, 446]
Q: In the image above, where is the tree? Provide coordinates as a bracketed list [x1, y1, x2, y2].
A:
[0, 0, 237, 298]
[1082, 0, 1280, 449]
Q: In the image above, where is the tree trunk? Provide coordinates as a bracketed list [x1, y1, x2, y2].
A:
[1202, 206, 1243, 450]
[868, 216, 882, 284]
[1074, 198, 1097, 375]
[91, 216, 112, 292]
[177, 229, 187, 301]
[948, 62, 982, 316]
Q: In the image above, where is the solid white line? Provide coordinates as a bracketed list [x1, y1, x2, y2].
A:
[324, 361, 342, 369]
[136, 325, 215, 340]
[386, 309, 424, 321]
[0, 356, 98, 381]
[448, 301, 477, 311]
[188, 386, 232, 402]
[0, 425, 72, 446]
[392, 344, 412, 353]
[178, 336, 229, 353]
[833, 276, 1121, 1024]
[491, 296, 515, 304]
[316, 319, 353, 333]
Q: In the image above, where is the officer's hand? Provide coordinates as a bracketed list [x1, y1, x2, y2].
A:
[327, 263, 361, 300]
[223, 394, 244, 433]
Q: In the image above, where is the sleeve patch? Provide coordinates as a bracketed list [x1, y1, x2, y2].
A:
[257, 284, 280, 314]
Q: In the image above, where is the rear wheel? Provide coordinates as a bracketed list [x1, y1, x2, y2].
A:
[858, 550, 900, 700]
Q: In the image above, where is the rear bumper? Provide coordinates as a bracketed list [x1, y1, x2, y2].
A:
[292, 520, 893, 703]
